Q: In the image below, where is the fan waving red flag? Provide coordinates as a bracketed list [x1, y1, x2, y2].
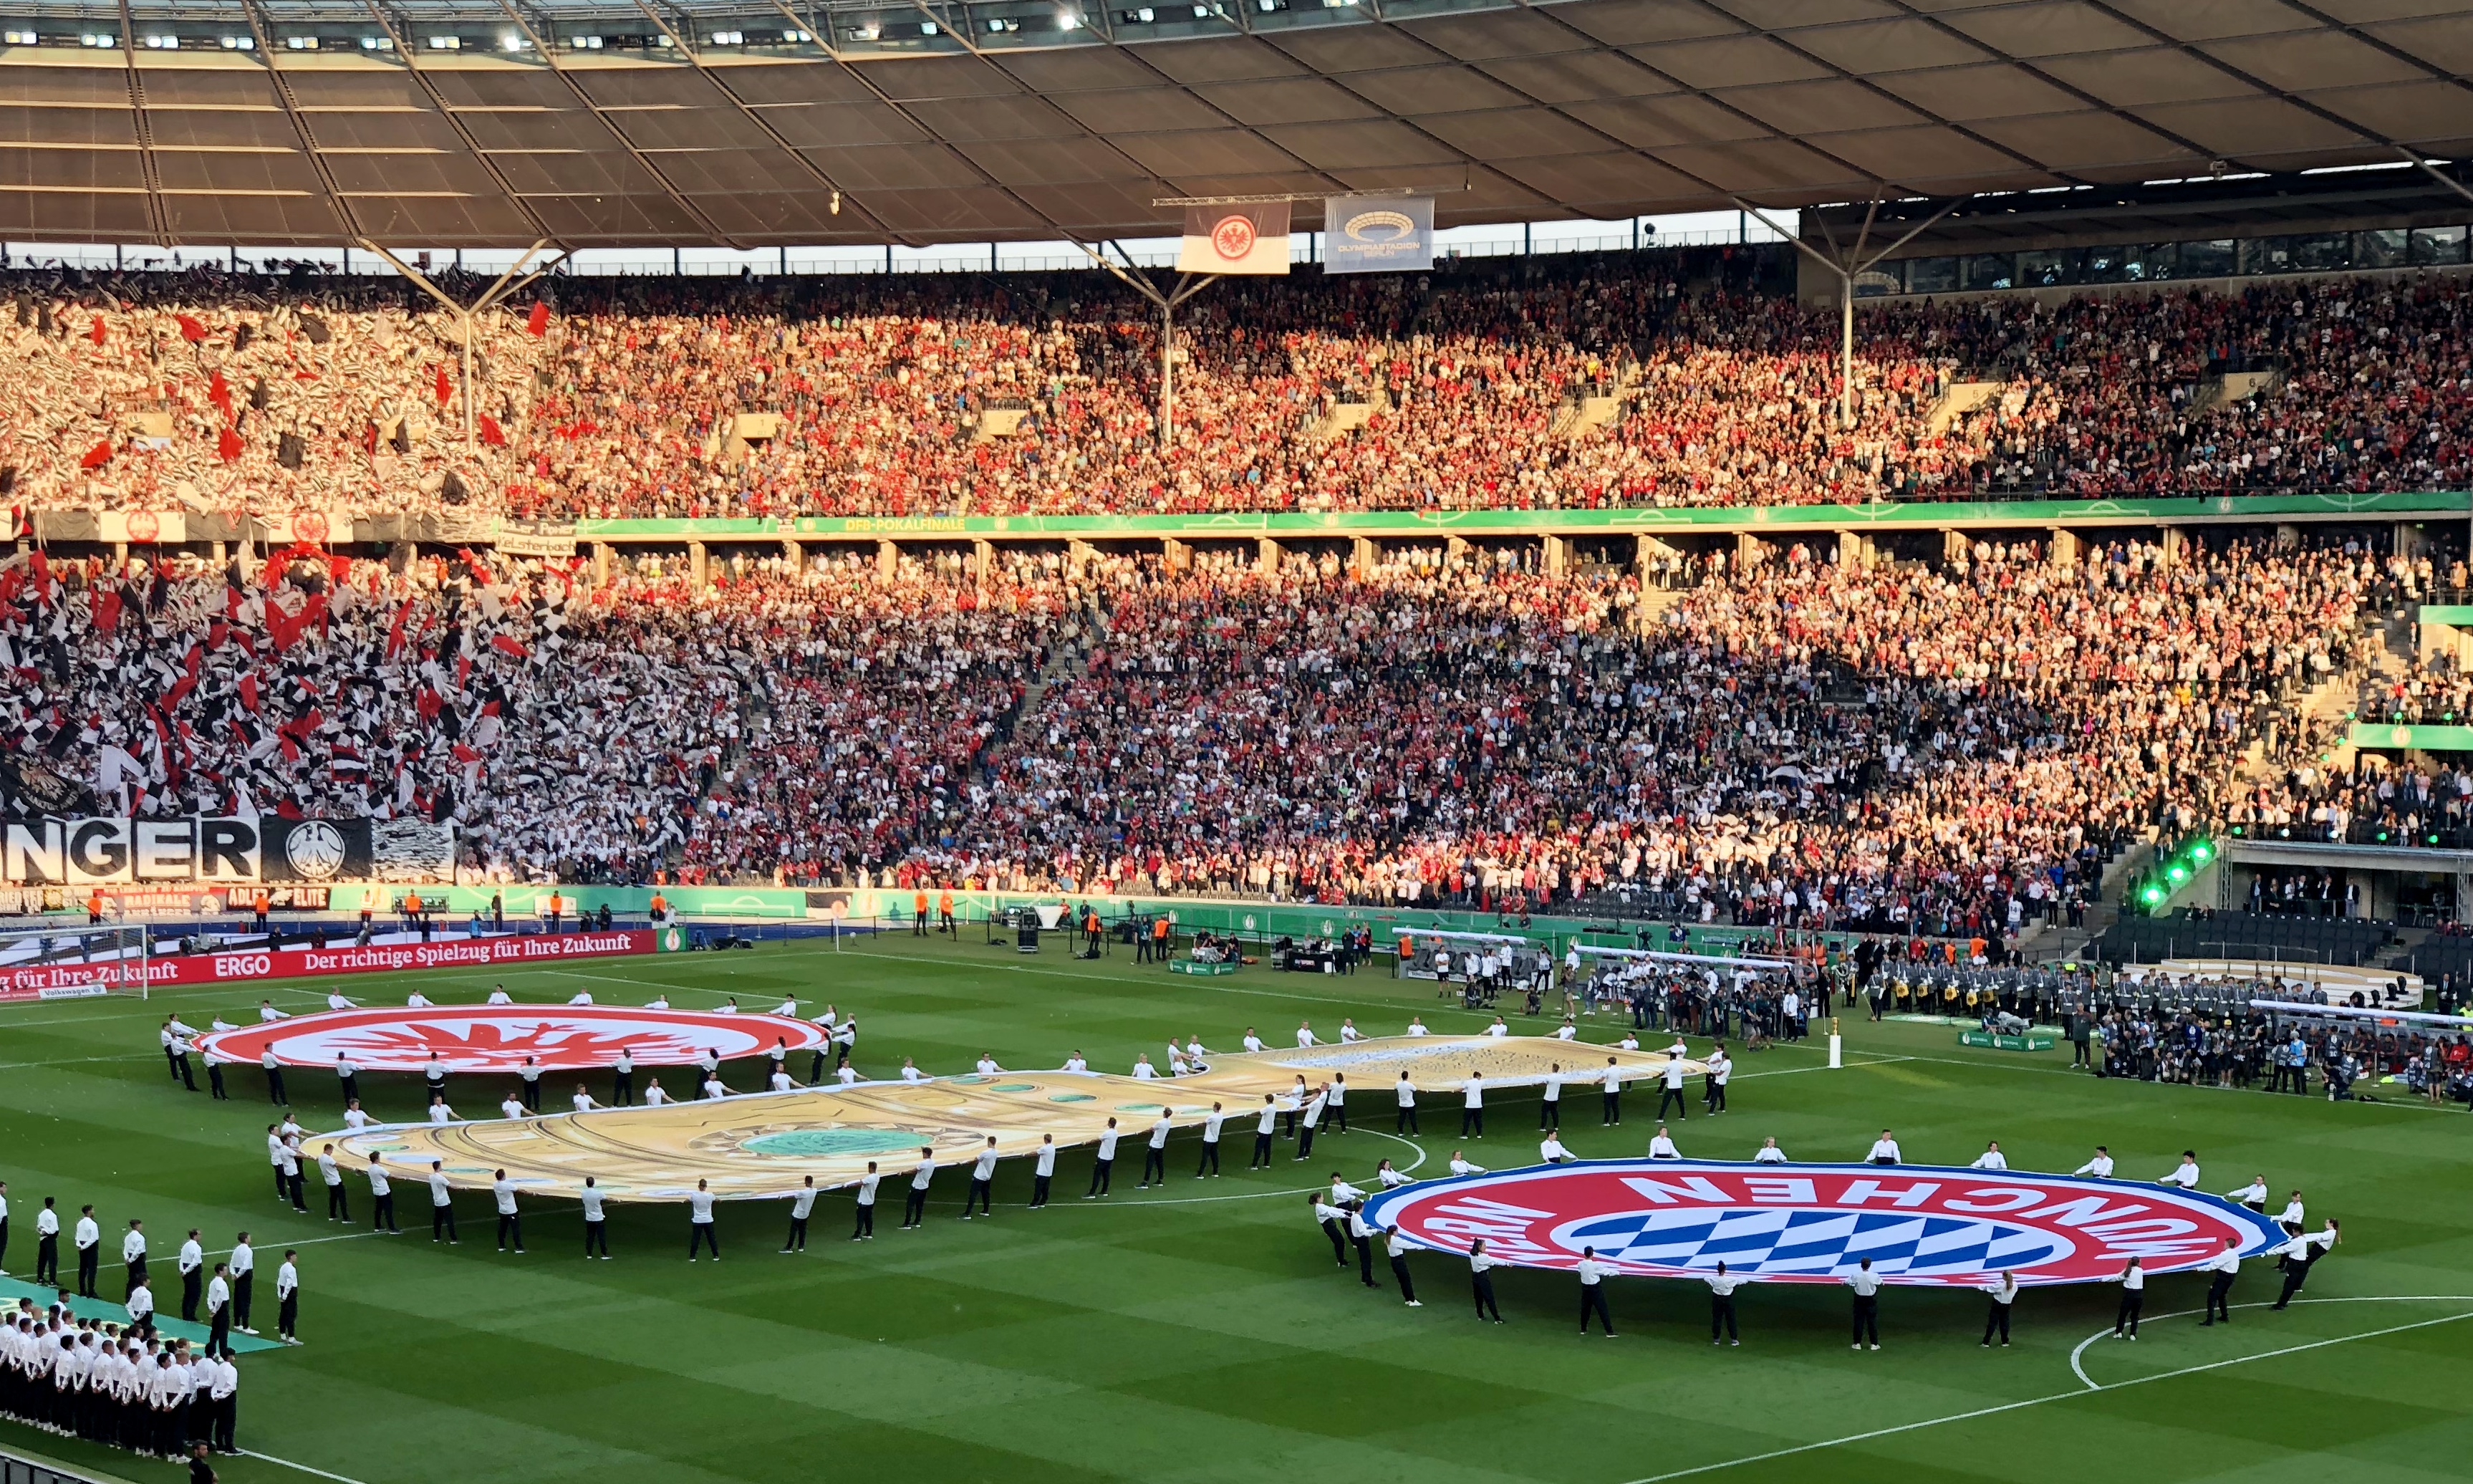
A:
[208, 369, 232, 415]
[479, 414, 506, 447]
[216, 425, 243, 463]
[526, 302, 550, 337]
[434, 366, 453, 405]
[79, 439, 112, 470]
[88, 317, 106, 346]
[175, 314, 208, 343]
[489, 633, 530, 660]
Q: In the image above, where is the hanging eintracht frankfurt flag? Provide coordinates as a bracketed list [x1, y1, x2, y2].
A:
[1177, 203, 1291, 274]
[1324, 195, 1435, 274]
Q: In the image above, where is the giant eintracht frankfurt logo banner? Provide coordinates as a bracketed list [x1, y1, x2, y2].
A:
[1360, 1161, 2288, 1286]
[197, 1005, 827, 1073]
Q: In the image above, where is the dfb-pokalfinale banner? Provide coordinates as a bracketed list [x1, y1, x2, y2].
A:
[1324, 195, 1434, 275]
[2, 816, 384, 885]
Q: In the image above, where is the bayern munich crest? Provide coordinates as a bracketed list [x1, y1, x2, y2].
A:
[1360, 1160, 2287, 1287]
[195, 1005, 827, 1073]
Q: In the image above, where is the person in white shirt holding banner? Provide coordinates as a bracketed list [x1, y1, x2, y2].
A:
[1706, 1262, 1744, 1345]
[1845, 1257, 1883, 1349]
[580, 1176, 610, 1258]
[1980, 1268, 2018, 1347]
[2157, 1152, 2202, 1189]
[782, 1176, 818, 1250]
[2073, 1147, 2115, 1178]
[963, 1137, 1001, 1217]
[1576, 1247, 1617, 1336]
[2198, 1237, 2240, 1324]
[2113, 1256, 2145, 1339]
[1468, 1239, 1504, 1323]
[1970, 1142, 2008, 1172]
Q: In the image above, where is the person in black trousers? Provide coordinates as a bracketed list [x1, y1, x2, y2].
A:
[1350, 1210, 1378, 1288]
[204, 1263, 232, 1359]
[1385, 1225, 1419, 1306]
[368, 1155, 397, 1233]
[2113, 1257, 2144, 1338]
[205, 1054, 228, 1100]
[1312, 1195, 1349, 1268]
[1846, 1258, 1881, 1349]
[1252, 1097, 1278, 1169]
[261, 1051, 286, 1107]
[334, 1056, 359, 1107]
[1470, 1239, 1504, 1322]
[1707, 1263, 1741, 1345]
[612, 1051, 635, 1107]
[2270, 1220, 2339, 1309]
[519, 1058, 542, 1112]
[1086, 1122, 1118, 1199]
[2200, 1238, 2239, 1325]
[1981, 1270, 2016, 1347]
[852, 1164, 879, 1239]
[1578, 1248, 1616, 1336]
[75, 1205, 100, 1297]
[1196, 1104, 1223, 1177]
[34, 1196, 59, 1286]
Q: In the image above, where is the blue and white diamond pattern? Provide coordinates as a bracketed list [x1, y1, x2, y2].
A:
[1558, 1208, 2072, 1278]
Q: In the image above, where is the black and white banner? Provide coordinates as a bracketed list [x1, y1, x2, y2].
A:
[2, 816, 390, 885]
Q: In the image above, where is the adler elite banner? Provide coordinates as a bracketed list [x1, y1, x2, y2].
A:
[1324, 195, 1434, 274]
[1177, 203, 1291, 274]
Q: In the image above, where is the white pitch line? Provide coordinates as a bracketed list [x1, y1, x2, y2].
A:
[2065, 1293, 2473, 1389]
[208, 1229, 390, 1260]
[243, 1450, 377, 1484]
[1622, 1297, 2473, 1484]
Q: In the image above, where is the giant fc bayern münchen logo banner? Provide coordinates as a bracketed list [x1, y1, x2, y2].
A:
[1361, 1161, 2287, 1286]
[196, 1005, 827, 1073]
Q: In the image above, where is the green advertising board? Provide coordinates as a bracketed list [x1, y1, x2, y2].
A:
[1958, 1029, 2057, 1053]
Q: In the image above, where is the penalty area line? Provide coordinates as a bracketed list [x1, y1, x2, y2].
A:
[1621, 1298, 2473, 1484]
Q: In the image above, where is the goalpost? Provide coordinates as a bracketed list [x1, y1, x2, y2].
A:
[0, 920, 154, 1004]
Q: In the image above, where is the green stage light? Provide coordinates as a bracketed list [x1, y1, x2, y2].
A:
[2139, 882, 2167, 907]
[2166, 864, 2189, 885]
[2186, 839, 2214, 864]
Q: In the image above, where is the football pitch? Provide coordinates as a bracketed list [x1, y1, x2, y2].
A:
[3, 933, 2469, 1484]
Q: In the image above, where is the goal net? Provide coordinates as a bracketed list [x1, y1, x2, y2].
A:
[0, 921, 153, 1004]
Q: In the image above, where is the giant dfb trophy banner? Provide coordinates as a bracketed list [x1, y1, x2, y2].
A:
[0, 815, 433, 884]
[1177, 203, 1291, 275]
[1323, 196, 1435, 274]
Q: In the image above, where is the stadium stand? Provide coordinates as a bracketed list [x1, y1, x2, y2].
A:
[3, 256, 2467, 521]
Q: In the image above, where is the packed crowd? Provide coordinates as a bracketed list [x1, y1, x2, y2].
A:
[5, 251, 2468, 521]
[0, 525, 2387, 930]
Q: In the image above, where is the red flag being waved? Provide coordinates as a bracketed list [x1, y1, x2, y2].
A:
[208, 369, 232, 415]
[526, 302, 550, 337]
[434, 366, 453, 405]
[216, 426, 244, 463]
[88, 317, 106, 346]
[175, 314, 208, 343]
[489, 633, 530, 660]
[479, 414, 506, 447]
[79, 440, 112, 471]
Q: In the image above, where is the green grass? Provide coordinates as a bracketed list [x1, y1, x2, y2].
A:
[4, 932, 2470, 1484]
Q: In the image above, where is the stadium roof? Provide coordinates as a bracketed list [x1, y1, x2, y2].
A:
[1, 0, 2470, 250]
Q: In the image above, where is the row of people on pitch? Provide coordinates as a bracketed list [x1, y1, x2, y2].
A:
[0, 1305, 243, 1460]
[1310, 1222, 2345, 1347]
[0, 1187, 298, 1348]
